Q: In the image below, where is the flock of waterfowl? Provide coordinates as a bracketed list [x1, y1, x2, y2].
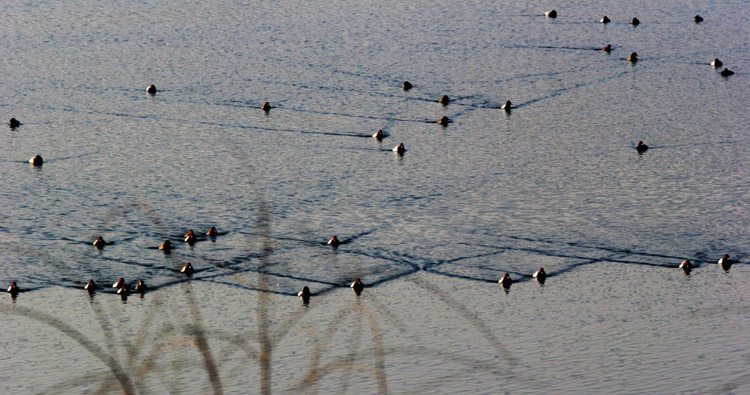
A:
[4, 10, 741, 302]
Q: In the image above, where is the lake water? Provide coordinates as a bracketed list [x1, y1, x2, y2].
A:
[1, 0, 748, 393]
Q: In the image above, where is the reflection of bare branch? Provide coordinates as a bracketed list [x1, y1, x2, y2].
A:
[0, 304, 135, 394]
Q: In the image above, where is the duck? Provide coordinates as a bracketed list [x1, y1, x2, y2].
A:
[146, 85, 157, 94]
[636, 140, 648, 153]
[184, 230, 196, 244]
[159, 240, 173, 251]
[630, 18, 640, 25]
[298, 286, 311, 302]
[134, 280, 148, 293]
[393, 143, 406, 154]
[372, 129, 385, 140]
[29, 155, 43, 166]
[498, 273, 512, 288]
[9, 118, 20, 128]
[117, 284, 129, 295]
[602, 44, 612, 52]
[438, 116, 450, 125]
[501, 100, 512, 112]
[327, 235, 341, 247]
[694, 15, 703, 23]
[7, 282, 19, 295]
[600, 16, 610, 24]
[351, 278, 364, 295]
[545, 10, 557, 18]
[112, 277, 126, 288]
[206, 226, 217, 237]
[439, 95, 450, 104]
[85, 279, 97, 293]
[261, 102, 271, 111]
[711, 58, 723, 68]
[93, 236, 106, 249]
[718, 254, 733, 269]
[533, 268, 547, 282]
[627, 52, 638, 63]
[402, 81, 412, 90]
[679, 260, 693, 270]
[181, 262, 195, 275]
[720, 68, 734, 77]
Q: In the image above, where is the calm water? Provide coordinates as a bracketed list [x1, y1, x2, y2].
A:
[1, 0, 748, 393]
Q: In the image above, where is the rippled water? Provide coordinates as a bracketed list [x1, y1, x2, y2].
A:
[1, 0, 748, 393]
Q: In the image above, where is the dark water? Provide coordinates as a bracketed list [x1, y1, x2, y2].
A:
[1, 0, 748, 393]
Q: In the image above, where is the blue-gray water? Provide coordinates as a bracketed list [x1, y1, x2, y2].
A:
[1, 0, 748, 393]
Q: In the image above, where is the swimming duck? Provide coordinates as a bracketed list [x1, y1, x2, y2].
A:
[636, 140, 648, 153]
[600, 16, 610, 24]
[402, 81, 413, 90]
[602, 44, 612, 52]
[85, 279, 97, 293]
[93, 236, 106, 249]
[718, 254, 733, 269]
[372, 129, 385, 140]
[439, 95, 451, 104]
[694, 15, 703, 23]
[117, 284, 129, 295]
[134, 280, 148, 293]
[627, 52, 638, 63]
[159, 240, 173, 251]
[679, 260, 694, 270]
[7, 282, 19, 295]
[261, 102, 271, 111]
[438, 116, 450, 125]
[9, 118, 20, 128]
[146, 85, 157, 94]
[711, 58, 723, 68]
[720, 68, 734, 77]
[327, 235, 341, 247]
[206, 226, 217, 237]
[498, 273, 512, 288]
[184, 230, 196, 244]
[630, 18, 640, 25]
[533, 268, 547, 282]
[181, 262, 195, 275]
[29, 155, 43, 166]
[298, 286, 311, 302]
[113, 277, 126, 288]
[545, 10, 557, 18]
[501, 100, 512, 112]
[393, 143, 406, 154]
[350, 278, 364, 295]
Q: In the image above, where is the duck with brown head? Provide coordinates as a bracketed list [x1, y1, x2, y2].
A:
[498, 273, 512, 288]
[393, 143, 405, 154]
[437, 116, 450, 125]
[85, 279, 97, 293]
[112, 277, 126, 288]
[636, 140, 648, 153]
[439, 95, 450, 104]
[7, 282, 19, 296]
[135, 280, 148, 293]
[533, 268, 547, 283]
[372, 129, 385, 140]
[206, 226, 217, 237]
[602, 44, 612, 52]
[184, 230, 196, 244]
[679, 260, 694, 272]
[261, 102, 271, 111]
[327, 235, 340, 247]
[351, 278, 364, 295]
[718, 254, 733, 270]
[181, 262, 195, 275]
[146, 85, 157, 95]
[93, 236, 106, 249]
[159, 240, 173, 251]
